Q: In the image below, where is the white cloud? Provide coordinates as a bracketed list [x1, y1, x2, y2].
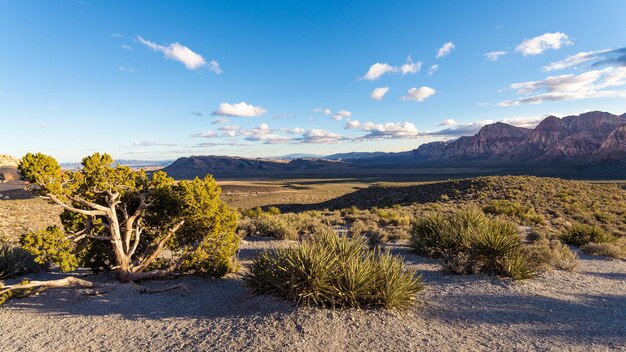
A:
[346, 120, 420, 139]
[313, 108, 332, 115]
[401, 86, 436, 102]
[120, 44, 133, 51]
[361, 62, 397, 81]
[543, 48, 620, 71]
[137, 36, 221, 72]
[428, 64, 439, 76]
[436, 42, 455, 58]
[299, 129, 344, 144]
[515, 32, 573, 56]
[332, 110, 352, 121]
[212, 102, 267, 117]
[211, 118, 229, 124]
[430, 114, 554, 137]
[438, 119, 457, 126]
[370, 87, 390, 100]
[243, 123, 292, 144]
[485, 51, 507, 61]
[400, 56, 422, 75]
[498, 66, 626, 106]
[190, 130, 218, 138]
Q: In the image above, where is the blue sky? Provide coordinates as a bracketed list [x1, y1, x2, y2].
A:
[1, 0, 626, 162]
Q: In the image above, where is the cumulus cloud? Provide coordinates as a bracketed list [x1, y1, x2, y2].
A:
[361, 57, 422, 81]
[515, 32, 573, 56]
[137, 36, 221, 72]
[346, 120, 420, 139]
[370, 87, 390, 101]
[361, 62, 397, 81]
[438, 119, 457, 126]
[498, 66, 626, 106]
[429, 115, 546, 137]
[428, 64, 439, 76]
[332, 110, 352, 121]
[212, 102, 267, 117]
[543, 47, 626, 71]
[298, 129, 345, 144]
[400, 56, 422, 75]
[401, 86, 436, 102]
[436, 42, 455, 58]
[485, 51, 507, 61]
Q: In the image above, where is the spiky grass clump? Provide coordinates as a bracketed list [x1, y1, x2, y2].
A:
[244, 231, 424, 309]
[581, 242, 626, 260]
[0, 244, 40, 280]
[561, 223, 616, 246]
[410, 208, 536, 280]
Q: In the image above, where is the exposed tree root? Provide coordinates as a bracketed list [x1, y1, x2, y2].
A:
[129, 281, 186, 294]
[0, 277, 99, 296]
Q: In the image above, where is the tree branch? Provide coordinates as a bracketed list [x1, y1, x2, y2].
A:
[45, 194, 108, 217]
[132, 220, 184, 273]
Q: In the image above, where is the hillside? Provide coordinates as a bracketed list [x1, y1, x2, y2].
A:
[414, 111, 626, 162]
[161, 111, 626, 180]
[162, 155, 355, 179]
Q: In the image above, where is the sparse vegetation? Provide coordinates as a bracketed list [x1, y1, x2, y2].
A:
[0, 243, 40, 280]
[561, 223, 616, 246]
[410, 208, 536, 280]
[244, 230, 424, 309]
[17, 152, 240, 283]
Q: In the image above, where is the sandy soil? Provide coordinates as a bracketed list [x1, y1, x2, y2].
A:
[1, 238, 624, 352]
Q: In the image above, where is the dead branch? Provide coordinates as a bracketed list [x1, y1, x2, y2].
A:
[0, 277, 99, 296]
[129, 281, 186, 294]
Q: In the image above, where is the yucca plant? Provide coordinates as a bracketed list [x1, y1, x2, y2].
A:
[244, 231, 424, 309]
[561, 224, 616, 246]
[0, 244, 40, 280]
[473, 220, 521, 275]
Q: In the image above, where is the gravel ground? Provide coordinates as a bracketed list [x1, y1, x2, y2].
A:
[0, 238, 624, 352]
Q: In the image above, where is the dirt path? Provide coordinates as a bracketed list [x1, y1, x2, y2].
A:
[0, 240, 624, 352]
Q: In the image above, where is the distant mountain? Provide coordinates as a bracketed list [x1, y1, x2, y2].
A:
[413, 111, 626, 162]
[162, 111, 626, 180]
[60, 159, 173, 170]
[161, 155, 354, 179]
[267, 153, 325, 160]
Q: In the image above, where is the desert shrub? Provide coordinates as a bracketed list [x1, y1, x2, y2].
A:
[244, 231, 424, 309]
[581, 242, 626, 260]
[248, 215, 298, 240]
[561, 224, 616, 246]
[410, 212, 457, 257]
[526, 239, 579, 271]
[483, 200, 544, 224]
[411, 208, 536, 280]
[0, 244, 40, 279]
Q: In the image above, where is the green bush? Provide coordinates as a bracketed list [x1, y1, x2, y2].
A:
[410, 208, 536, 280]
[250, 215, 298, 240]
[0, 244, 40, 279]
[561, 224, 616, 246]
[20, 226, 79, 272]
[244, 231, 424, 309]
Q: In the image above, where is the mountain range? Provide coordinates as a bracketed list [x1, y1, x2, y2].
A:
[162, 111, 626, 180]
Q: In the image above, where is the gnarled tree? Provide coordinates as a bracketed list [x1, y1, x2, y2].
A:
[16, 152, 239, 283]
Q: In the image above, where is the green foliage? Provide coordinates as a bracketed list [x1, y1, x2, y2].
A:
[20, 226, 78, 272]
[0, 244, 40, 279]
[561, 224, 616, 246]
[244, 231, 424, 309]
[410, 208, 536, 280]
[18, 152, 239, 279]
[483, 200, 544, 224]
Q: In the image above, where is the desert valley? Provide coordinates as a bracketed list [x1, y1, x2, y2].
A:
[1, 1, 626, 351]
